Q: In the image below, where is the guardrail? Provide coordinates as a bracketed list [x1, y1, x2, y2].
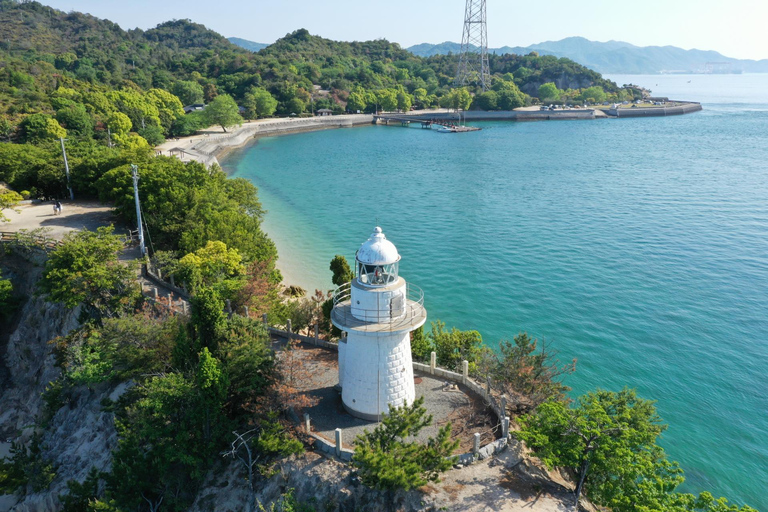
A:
[330, 281, 426, 330]
[0, 231, 63, 251]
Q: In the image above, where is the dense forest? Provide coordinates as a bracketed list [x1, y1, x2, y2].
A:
[0, 0, 635, 143]
[2, 2, 755, 511]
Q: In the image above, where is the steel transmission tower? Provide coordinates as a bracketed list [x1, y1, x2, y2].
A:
[455, 0, 490, 91]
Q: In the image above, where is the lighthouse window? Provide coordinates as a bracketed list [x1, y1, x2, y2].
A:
[357, 262, 399, 285]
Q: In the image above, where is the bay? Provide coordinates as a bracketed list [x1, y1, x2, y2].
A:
[226, 74, 768, 508]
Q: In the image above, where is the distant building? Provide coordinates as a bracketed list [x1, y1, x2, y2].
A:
[316, 108, 333, 117]
[183, 103, 206, 114]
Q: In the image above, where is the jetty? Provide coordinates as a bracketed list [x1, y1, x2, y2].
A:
[372, 115, 481, 132]
[373, 100, 702, 126]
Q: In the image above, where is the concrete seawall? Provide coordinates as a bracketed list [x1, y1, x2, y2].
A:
[157, 114, 374, 167]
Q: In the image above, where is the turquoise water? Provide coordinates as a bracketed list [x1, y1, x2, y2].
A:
[227, 74, 768, 508]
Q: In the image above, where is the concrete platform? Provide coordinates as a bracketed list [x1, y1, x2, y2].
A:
[288, 343, 498, 453]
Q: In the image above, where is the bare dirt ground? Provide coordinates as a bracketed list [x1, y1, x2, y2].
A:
[424, 447, 577, 512]
[2, 200, 122, 240]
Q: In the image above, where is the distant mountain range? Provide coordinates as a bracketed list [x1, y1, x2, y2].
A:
[407, 37, 768, 74]
[227, 37, 268, 52]
[228, 35, 768, 74]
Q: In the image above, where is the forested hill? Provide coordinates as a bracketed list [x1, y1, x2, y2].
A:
[0, 0, 630, 141]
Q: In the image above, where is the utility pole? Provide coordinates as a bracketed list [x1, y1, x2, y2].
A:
[131, 165, 146, 257]
[59, 137, 74, 200]
[455, 0, 491, 91]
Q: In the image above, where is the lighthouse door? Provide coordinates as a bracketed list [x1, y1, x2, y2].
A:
[390, 292, 405, 318]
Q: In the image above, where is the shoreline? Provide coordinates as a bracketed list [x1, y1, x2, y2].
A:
[158, 101, 703, 293]
[156, 114, 375, 169]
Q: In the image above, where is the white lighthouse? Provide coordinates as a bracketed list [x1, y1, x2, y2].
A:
[331, 227, 427, 421]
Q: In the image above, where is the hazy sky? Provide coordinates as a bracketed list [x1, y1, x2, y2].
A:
[42, 0, 768, 61]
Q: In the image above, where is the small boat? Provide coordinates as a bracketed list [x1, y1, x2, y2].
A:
[437, 124, 457, 133]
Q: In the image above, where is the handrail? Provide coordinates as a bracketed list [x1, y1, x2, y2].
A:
[331, 280, 426, 329]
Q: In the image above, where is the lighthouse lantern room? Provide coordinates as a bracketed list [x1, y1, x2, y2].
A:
[331, 227, 427, 421]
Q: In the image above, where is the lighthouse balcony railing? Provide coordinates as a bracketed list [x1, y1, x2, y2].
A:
[331, 281, 426, 331]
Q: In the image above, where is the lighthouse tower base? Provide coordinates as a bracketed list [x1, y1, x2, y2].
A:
[340, 330, 415, 421]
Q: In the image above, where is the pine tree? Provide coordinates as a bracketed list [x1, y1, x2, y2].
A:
[352, 397, 458, 491]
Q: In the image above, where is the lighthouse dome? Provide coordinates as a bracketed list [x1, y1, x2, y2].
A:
[357, 227, 400, 265]
[356, 227, 400, 286]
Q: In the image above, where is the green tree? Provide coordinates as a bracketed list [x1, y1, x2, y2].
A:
[203, 94, 243, 132]
[578, 86, 607, 104]
[243, 87, 278, 119]
[0, 118, 14, 141]
[172, 80, 205, 105]
[176, 240, 245, 296]
[106, 112, 132, 144]
[441, 88, 472, 112]
[286, 97, 306, 115]
[410, 326, 430, 362]
[218, 315, 275, 417]
[55, 103, 93, 138]
[483, 333, 576, 414]
[346, 88, 367, 112]
[60, 467, 101, 512]
[473, 91, 498, 111]
[352, 396, 458, 491]
[195, 347, 228, 451]
[146, 88, 185, 133]
[0, 433, 56, 494]
[517, 388, 676, 510]
[412, 88, 428, 108]
[396, 89, 413, 112]
[0, 189, 23, 222]
[538, 82, 561, 103]
[39, 226, 140, 318]
[329, 254, 354, 286]
[190, 287, 226, 353]
[109, 373, 200, 511]
[375, 89, 398, 112]
[428, 320, 484, 372]
[19, 114, 67, 143]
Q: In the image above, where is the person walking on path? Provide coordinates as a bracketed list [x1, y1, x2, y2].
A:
[54, 200, 62, 215]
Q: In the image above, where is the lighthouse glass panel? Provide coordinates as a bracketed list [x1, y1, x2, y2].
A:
[357, 262, 399, 286]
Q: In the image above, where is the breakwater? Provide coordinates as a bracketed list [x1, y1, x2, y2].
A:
[607, 101, 702, 117]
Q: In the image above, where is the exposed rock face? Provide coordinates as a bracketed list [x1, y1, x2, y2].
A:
[190, 452, 431, 512]
[0, 293, 79, 439]
[0, 258, 119, 512]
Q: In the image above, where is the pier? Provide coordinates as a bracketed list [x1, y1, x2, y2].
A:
[373, 115, 482, 132]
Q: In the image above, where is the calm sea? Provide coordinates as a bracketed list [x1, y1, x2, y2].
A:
[226, 74, 768, 509]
